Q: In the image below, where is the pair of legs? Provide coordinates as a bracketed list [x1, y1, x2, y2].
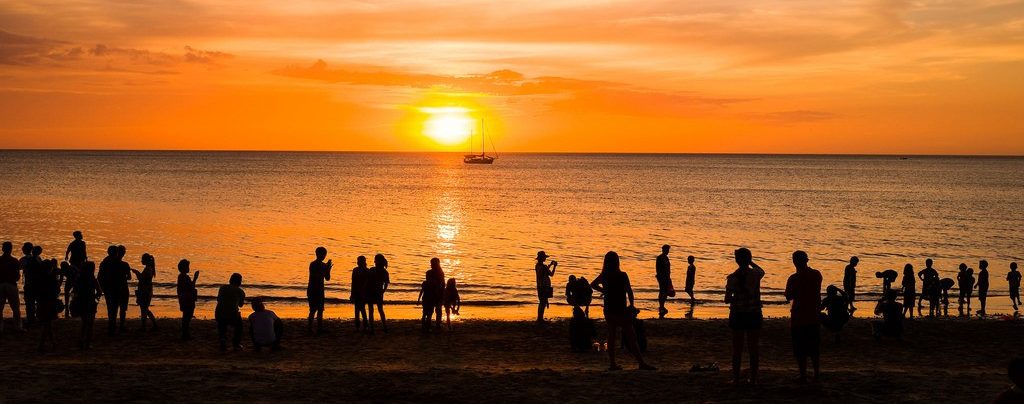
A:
[657, 290, 669, 318]
[537, 296, 548, 322]
[105, 295, 125, 336]
[730, 312, 761, 384]
[0, 282, 22, 333]
[977, 290, 987, 315]
[38, 319, 55, 352]
[217, 314, 243, 351]
[791, 325, 820, 382]
[604, 312, 654, 371]
[368, 302, 387, 332]
[421, 303, 432, 330]
[353, 301, 367, 330]
[252, 320, 284, 352]
[139, 299, 157, 331]
[1011, 289, 1021, 311]
[685, 287, 695, 304]
[444, 305, 455, 329]
[180, 306, 195, 340]
[307, 293, 325, 334]
[433, 303, 443, 329]
[844, 286, 856, 313]
[79, 312, 95, 349]
[23, 286, 36, 327]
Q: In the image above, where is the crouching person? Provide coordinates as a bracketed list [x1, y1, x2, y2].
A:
[249, 297, 283, 352]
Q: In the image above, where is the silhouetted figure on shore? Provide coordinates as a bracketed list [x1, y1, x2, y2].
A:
[565, 275, 577, 307]
[820, 286, 850, 343]
[1008, 263, 1021, 312]
[876, 269, 898, 295]
[976, 260, 989, 316]
[785, 251, 822, 383]
[72, 261, 101, 349]
[685, 255, 697, 304]
[98, 245, 129, 335]
[36, 259, 59, 352]
[417, 258, 446, 331]
[725, 247, 763, 385]
[366, 254, 390, 333]
[0, 241, 23, 333]
[844, 256, 858, 313]
[132, 253, 157, 331]
[872, 290, 902, 341]
[307, 247, 332, 335]
[20, 242, 36, 327]
[534, 251, 557, 322]
[591, 251, 655, 371]
[59, 260, 77, 318]
[215, 273, 245, 351]
[656, 245, 673, 319]
[350, 256, 369, 331]
[569, 306, 597, 352]
[443, 278, 461, 330]
[940, 278, 954, 317]
[956, 263, 974, 316]
[65, 231, 87, 268]
[176, 259, 199, 341]
[917, 259, 940, 317]
[248, 297, 283, 352]
[995, 358, 1024, 404]
[901, 264, 916, 318]
[576, 276, 593, 317]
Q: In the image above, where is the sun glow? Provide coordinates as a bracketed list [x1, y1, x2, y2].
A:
[421, 107, 474, 145]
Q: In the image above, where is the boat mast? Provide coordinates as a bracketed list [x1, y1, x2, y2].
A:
[481, 119, 486, 157]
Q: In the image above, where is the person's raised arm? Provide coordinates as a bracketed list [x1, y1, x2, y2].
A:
[548, 261, 557, 277]
[590, 274, 605, 294]
[325, 259, 333, 281]
[95, 279, 104, 300]
[383, 272, 390, 292]
[724, 276, 734, 304]
[131, 268, 142, 277]
[65, 243, 72, 262]
[192, 271, 200, 284]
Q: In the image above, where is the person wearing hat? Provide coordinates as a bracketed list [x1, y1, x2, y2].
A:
[535, 251, 557, 322]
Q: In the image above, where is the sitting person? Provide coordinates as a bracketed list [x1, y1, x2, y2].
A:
[940, 278, 955, 317]
[574, 276, 593, 317]
[820, 285, 851, 343]
[872, 290, 903, 341]
[565, 275, 577, 307]
[568, 306, 597, 352]
[996, 358, 1024, 404]
[248, 297, 283, 352]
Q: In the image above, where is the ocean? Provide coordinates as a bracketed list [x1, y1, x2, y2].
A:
[1, 151, 1022, 319]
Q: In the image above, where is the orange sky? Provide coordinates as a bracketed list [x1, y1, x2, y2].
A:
[1, 0, 1023, 154]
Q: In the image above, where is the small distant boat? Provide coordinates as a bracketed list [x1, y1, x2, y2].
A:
[464, 119, 496, 165]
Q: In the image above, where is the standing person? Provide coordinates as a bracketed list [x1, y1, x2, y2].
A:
[59, 261, 78, 318]
[426, 258, 446, 329]
[843, 256, 858, 313]
[248, 297, 283, 352]
[1008, 263, 1022, 312]
[656, 245, 673, 319]
[901, 264, 916, 318]
[350, 256, 369, 331]
[36, 259, 59, 352]
[306, 247, 332, 335]
[784, 251, 822, 383]
[685, 255, 697, 304]
[534, 251, 557, 323]
[72, 261, 101, 349]
[365, 253, 390, 333]
[956, 263, 974, 316]
[20, 242, 36, 327]
[0, 242, 23, 333]
[725, 247, 765, 385]
[97, 245, 127, 335]
[442, 278, 461, 330]
[917, 259, 939, 317]
[215, 273, 245, 351]
[115, 246, 132, 330]
[176, 259, 199, 341]
[130, 253, 157, 331]
[590, 251, 655, 371]
[976, 260, 989, 316]
[65, 231, 87, 268]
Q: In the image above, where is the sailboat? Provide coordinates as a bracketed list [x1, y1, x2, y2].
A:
[463, 119, 496, 164]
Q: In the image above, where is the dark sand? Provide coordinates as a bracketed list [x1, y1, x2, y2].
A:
[0, 316, 1020, 403]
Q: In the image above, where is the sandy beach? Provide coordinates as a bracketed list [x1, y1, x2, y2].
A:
[1, 316, 1019, 403]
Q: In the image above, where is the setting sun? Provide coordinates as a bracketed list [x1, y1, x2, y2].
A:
[421, 107, 474, 146]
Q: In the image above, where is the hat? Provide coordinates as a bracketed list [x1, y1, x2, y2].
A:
[536, 251, 549, 259]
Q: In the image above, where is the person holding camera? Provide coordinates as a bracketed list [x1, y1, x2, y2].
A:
[534, 251, 557, 323]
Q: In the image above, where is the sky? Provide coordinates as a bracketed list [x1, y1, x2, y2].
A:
[1, 0, 1023, 154]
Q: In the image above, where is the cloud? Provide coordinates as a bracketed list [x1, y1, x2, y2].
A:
[761, 110, 838, 123]
[0, 30, 232, 71]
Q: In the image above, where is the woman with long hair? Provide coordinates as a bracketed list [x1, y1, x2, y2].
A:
[132, 253, 158, 331]
[590, 251, 655, 371]
[725, 248, 764, 384]
[365, 254, 391, 333]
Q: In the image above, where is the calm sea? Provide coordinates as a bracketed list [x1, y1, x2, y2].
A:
[1, 151, 1022, 319]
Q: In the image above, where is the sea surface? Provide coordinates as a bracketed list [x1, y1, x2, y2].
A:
[1, 151, 1022, 319]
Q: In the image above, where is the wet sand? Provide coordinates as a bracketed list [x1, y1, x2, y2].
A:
[0, 316, 1019, 403]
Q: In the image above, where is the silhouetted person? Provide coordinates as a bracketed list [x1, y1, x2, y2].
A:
[366, 254, 391, 333]
[956, 263, 974, 316]
[131, 253, 157, 331]
[426, 258, 446, 329]
[350, 256, 369, 331]
[819, 286, 850, 343]
[65, 231, 87, 268]
[940, 278, 954, 317]
[417, 279, 431, 330]
[901, 264, 916, 318]
[176, 259, 199, 341]
[995, 358, 1024, 404]
[565, 275, 578, 308]
[685, 255, 697, 304]
[307, 247, 332, 335]
[917, 259, 940, 317]
[0, 241, 23, 333]
[1008, 263, 1022, 312]
[872, 290, 902, 341]
[843, 256, 858, 313]
[590, 251, 655, 371]
[98, 245, 129, 335]
[72, 261, 101, 349]
[59, 260, 77, 318]
[976, 260, 989, 316]
[20, 242, 36, 326]
[569, 306, 597, 352]
[248, 297, 283, 352]
[576, 276, 593, 317]
[785, 251, 822, 383]
[443, 278, 461, 330]
[725, 247, 763, 385]
[215, 273, 245, 351]
[876, 269, 898, 297]
[534, 251, 557, 322]
[656, 245, 673, 319]
[36, 259, 59, 352]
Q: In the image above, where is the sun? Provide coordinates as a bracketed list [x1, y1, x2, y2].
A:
[421, 107, 474, 145]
